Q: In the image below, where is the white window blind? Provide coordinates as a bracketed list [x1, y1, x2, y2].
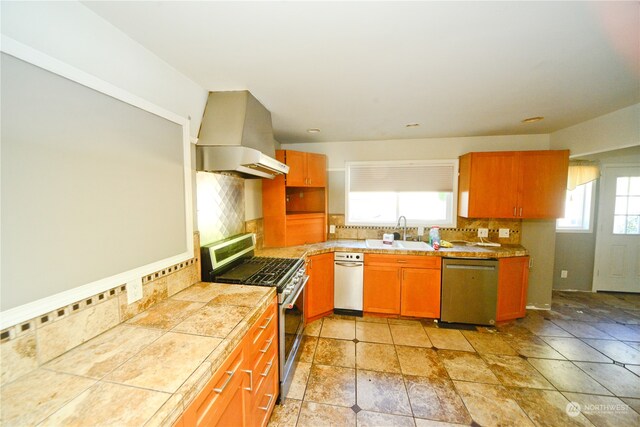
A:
[348, 162, 455, 192]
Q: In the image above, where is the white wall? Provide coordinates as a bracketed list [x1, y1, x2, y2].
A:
[0, 2, 208, 138]
[550, 103, 640, 157]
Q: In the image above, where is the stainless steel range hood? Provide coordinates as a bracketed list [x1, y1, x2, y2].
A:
[196, 91, 289, 179]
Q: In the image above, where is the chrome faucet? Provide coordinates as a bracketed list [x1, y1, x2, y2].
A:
[396, 215, 407, 241]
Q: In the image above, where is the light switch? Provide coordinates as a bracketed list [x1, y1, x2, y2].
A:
[126, 278, 143, 304]
[329, 224, 336, 234]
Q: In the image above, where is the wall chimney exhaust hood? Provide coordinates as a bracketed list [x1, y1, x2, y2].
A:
[196, 91, 289, 179]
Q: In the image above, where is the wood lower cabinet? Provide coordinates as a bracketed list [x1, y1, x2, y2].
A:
[364, 254, 441, 318]
[305, 253, 334, 322]
[458, 150, 569, 219]
[178, 297, 278, 427]
[497, 257, 530, 321]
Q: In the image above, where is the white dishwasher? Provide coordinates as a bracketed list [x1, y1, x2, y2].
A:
[334, 252, 364, 315]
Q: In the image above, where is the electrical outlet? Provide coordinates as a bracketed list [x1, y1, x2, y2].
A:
[561, 270, 568, 279]
[126, 278, 143, 304]
[477, 228, 489, 238]
[499, 228, 510, 238]
[329, 224, 336, 234]
[417, 226, 425, 236]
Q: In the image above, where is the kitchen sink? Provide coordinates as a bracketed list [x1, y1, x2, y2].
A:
[365, 239, 432, 250]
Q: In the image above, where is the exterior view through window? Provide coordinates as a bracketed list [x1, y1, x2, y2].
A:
[556, 181, 594, 232]
[613, 176, 640, 235]
[346, 160, 458, 227]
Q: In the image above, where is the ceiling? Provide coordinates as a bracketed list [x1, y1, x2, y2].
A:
[83, 1, 639, 144]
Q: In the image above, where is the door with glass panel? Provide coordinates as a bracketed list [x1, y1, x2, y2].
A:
[593, 166, 640, 292]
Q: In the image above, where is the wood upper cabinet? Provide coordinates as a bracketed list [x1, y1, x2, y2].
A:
[458, 150, 569, 219]
[364, 254, 441, 317]
[497, 256, 530, 321]
[280, 150, 327, 187]
[305, 253, 334, 322]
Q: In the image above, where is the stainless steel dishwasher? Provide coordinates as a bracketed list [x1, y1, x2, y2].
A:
[334, 252, 363, 316]
[441, 258, 499, 325]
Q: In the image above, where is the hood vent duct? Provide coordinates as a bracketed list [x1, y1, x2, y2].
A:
[196, 91, 288, 179]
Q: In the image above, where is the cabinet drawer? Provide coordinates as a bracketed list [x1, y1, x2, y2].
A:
[365, 253, 441, 269]
[183, 342, 245, 426]
[251, 342, 278, 396]
[249, 299, 277, 353]
[251, 357, 279, 427]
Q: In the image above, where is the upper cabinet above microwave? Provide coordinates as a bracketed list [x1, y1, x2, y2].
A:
[458, 150, 570, 219]
[282, 150, 327, 187]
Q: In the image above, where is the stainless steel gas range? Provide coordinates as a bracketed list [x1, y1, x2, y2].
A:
[201, 233, 307, 401]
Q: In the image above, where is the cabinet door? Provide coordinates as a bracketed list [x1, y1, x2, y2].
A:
[306, 253, 334, 321]
[518, 151, 569, 218]
[215, 380, 248, 427]
[400, 268, 441, 318]
[363, 265, 401, 314]
[306, 153, 327, 187]
[497, 257, 530, 321]
[286, 214, 325, 246]
[462, 152, 519, 218]
[283, 150, 307, 187]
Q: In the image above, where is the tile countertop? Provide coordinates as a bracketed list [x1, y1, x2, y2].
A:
[1, 283, 276, 427]
[255, 240, 529, 259]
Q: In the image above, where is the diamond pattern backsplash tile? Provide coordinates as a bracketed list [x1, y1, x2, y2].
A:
[197, 172, 245, 245]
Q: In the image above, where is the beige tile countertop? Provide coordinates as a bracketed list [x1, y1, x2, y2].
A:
[1, 283, 276, 427]
[256, 239, 528, 259]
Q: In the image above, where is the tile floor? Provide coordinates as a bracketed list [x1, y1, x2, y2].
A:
[268, 291, 640, 426]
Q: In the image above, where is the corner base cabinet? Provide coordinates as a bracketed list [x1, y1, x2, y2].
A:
[496, 257, 530, 321]
[176, 297, 278, 427]
[364, 254, 441, 318]
[305, 253, 334, 323]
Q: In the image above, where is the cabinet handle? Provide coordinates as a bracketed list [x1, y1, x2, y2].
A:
[259, 394, 275, 411]
[242, 369, 253, 392]
[259, 315, 273, 330]
[519, 207, 523, 217]
[513, 207, 517, 217]
[397, 260, 407, 263]
[259, 338, 273, 353]
[260, 361, 273, 377]
[213, 369, 235, 393]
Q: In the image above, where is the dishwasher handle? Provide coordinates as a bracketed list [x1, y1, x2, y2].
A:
[445, 264, 496, 271]
[334, 262, 363, 267]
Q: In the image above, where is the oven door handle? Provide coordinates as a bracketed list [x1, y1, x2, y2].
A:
[284, 276, 309, 309]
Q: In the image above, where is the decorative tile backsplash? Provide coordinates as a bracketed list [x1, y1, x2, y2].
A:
[1, 232, 202, 386]
[328, 214, 521, 244]
[197, 172, 245, 244]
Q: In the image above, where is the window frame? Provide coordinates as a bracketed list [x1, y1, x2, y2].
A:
[556, 181, 596, 233]
[344, 159, 459, 228]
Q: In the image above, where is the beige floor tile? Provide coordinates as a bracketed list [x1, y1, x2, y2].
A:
[591, 323, 640, 342]
[396, 346, 447, 378]
[626, 365, 640, 376]
[304, 319, 323, 337]
[321, 318, 356, 340]
[425, 328, 474, 352]
[453, 381, 534, 426]
[414, 419, 463, 427]
[581, 339, 640, 365]
[357, 316, 389, 324]
[304, 364, 356, 407]
[526, 359, 611, 395]
[622, 398, 640, 415]
[540, 337, 612, 362]
[482, 354, 554, 389]
[314, 338, 356, 368]
[0, 369, 95, 426]
[510, 388, 592, 427]
[356, 321, 393, 344]
[297, 401, 356, 427]
[356, 342, 401, 373]
[507, 335, 566, 359]
[390, 323, 432, 347]
[563, 393, 640, 427]
[461, 331, 517, 355]
[389, 319, 423, 326]
[520, 317, 574, 337]
[286, 362, 311, 400]
[438, 350, 500, 384]
[625, 341, 640, 351]
[267, 398, 302, 427]
[39, 382, 170, 426]
[574, 362, 640, 398]
[357, 370, 412, 416]
[298, 335, 318, 363]
[357, 410, 415, 427]
[404, 375, 471, 424]
[551, 320, 614, 339]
